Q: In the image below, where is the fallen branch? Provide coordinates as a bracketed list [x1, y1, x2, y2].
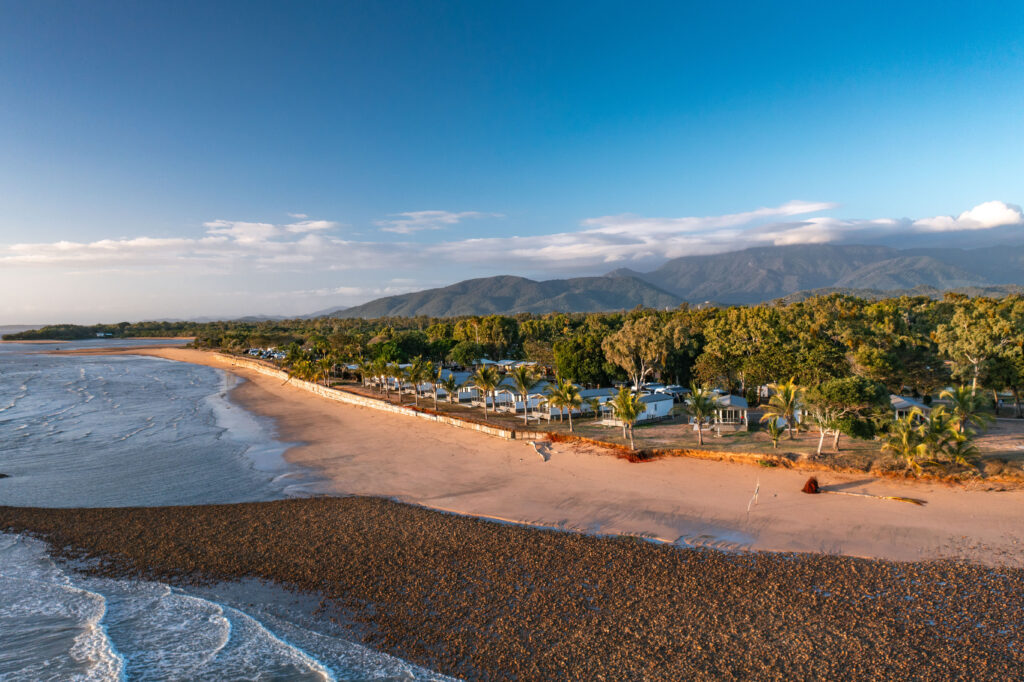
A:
[800, 477, 926, 506]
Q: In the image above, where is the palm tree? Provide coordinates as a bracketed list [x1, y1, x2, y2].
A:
[370, 358, 388, 396]
[386, 362, 403, 403]
[941, 385, 993, 434]
[759, 378, 802, 440]
[439, 373, 459, 404]
[765, 418, 783, 449]
[687, 384, 717, 446]
[882, 409, 927, 475]
[356, 357, 374, 388]
[285, 357, 317, 385]
[471, 366, 500, 417]
[945, 432, 980, 468]
[546, 377, 583, 432]
[919, 405, 957, 459]
[405, 357, 430, 407]
[316, 355, 335, 387]
[429, 363, 443, 410]
[609, 385, 645, 450]
[508, 365, 538, 425]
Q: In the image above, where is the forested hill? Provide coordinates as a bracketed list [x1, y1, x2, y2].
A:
[327, 275, 683, 318]
[323, 243, 1024, 318]
[610, 243, 1024, 304]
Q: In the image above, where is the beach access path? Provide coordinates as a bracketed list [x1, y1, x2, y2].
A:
[77, 347, 1024, 567]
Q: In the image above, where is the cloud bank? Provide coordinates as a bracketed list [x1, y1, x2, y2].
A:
[2, 201, 1021, 280]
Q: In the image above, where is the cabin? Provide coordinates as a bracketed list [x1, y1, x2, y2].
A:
[600, 392, 674, 427]
[580, 387, 618, 411]
[714, 394, 748, 432]
[638, 393, 675, 422]
[891, 395, 931, 421]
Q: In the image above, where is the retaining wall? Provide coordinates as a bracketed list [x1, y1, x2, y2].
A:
[221, 354, 520, 440]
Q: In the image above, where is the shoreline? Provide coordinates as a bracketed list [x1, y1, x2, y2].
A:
[48, 346, 1024, 567]
[3, 496, 1022, 680]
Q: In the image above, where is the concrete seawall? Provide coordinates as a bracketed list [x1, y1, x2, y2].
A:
[222, 354, 525, 441]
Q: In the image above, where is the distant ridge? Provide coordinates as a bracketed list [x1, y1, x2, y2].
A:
[319, 242, 1024, 319]
[325, 275, 681, 318]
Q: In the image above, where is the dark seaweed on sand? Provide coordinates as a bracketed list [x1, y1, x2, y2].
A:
[3, 497, 1023, 681]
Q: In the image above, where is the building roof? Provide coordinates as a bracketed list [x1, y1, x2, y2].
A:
[890, 395, 930, 412]
[580, 387, 617, 398]
[438, 369, 473, 385]
[716, 394, 748, 409]
[639, 393, 675, 404]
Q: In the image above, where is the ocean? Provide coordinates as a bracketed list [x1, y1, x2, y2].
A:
[0, 340, 454, 681]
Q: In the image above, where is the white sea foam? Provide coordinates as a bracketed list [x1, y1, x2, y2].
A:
[0, 535, 458, 681]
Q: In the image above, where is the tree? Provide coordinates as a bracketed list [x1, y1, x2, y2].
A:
[934, 297, 1015, 395]
[428, 363, 442, 410]
[449, 340, 485, 368]
[356, 357, 375, 388]
[987, 354, 1024, 418]
[601, 316, 668, 389]
[554, 333, 614, 386]
[765, 418, 783, 450]
[940, 385, 993, 434]
[371, 358, 388, 396]
[882, 410, 927, 475]
[758, 378, 803, 440]
[285, 357, 316, 385]
[804, 376, 889, 453]
[470, 366, 500, 417]
[316, 355, 335, 386]
[386, 362, 403, 403]
[508, 365, 538, 425]
[686, 385, 718, 446]
[608, 386, 645, 450]
[404, 357, 431, 407]
[439, 372, 460, 404]
[545, 376, 583, 431]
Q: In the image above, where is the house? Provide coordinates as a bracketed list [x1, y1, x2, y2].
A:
[891, 395, 931, 421]
[600, 392, 674, 426]
[579, 387, 617, 411]
[714, 394, 748, 432]
[638, 393, 675, 422]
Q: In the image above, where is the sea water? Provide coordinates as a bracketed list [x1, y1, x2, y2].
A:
[0, 340, 454, 681]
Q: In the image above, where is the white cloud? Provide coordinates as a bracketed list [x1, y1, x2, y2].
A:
[284, 219, 338, 233]
[911, 200, 1023, 232]
[376, 210, 501, 234]
[288, 212, 309, 219]
[203, 220, 279, 243]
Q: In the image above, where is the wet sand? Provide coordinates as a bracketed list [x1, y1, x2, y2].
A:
[68, 347, 1024, 567]
[2, 497, 1022, 680]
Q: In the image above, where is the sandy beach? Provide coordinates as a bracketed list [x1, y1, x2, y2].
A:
[67, 346, 1020, 568]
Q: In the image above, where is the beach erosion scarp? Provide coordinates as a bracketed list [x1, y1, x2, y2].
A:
[3, 496, 1024, 681]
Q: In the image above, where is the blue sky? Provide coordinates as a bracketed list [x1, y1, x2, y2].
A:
[2, 1, 1024, 322]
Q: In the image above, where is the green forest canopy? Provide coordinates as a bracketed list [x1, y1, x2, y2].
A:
[6, 293, 1024, 404]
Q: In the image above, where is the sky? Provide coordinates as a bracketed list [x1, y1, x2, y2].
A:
[2, 1, 1024, 323]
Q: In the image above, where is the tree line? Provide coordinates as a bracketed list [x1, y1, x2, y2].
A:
[7, 293, 1023, 416]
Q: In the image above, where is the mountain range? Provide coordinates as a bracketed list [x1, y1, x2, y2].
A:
[323, 243, 1024, 318]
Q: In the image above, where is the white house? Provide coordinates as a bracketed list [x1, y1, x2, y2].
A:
[891, 395, 931, 421]
[600, 392, 674, 426]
